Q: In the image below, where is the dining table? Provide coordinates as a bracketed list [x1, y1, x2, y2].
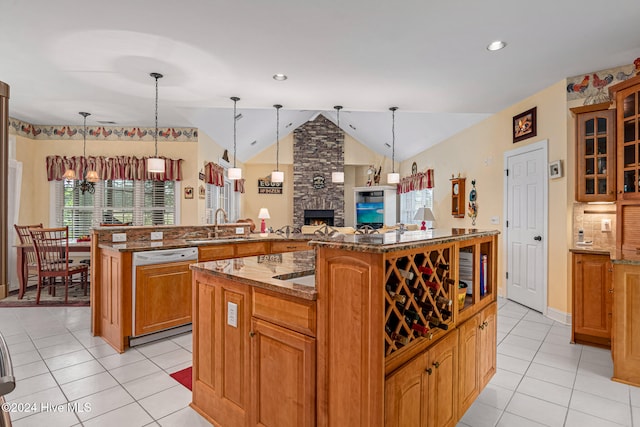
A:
[15, 240, 91, 299]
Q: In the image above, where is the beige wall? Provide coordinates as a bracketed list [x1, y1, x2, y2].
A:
[400, 80, 571, 315]
[14, 135, 200, 226]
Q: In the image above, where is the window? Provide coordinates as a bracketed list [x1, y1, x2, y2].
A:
[52, 179, 180, 238]
[204, 160, 241, 223]
[400, 188, 433, 225]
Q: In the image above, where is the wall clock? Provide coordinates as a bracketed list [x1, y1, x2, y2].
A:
[451, 177, 466, 218]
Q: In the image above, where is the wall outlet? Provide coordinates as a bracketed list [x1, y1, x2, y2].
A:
[490, 216, 500, 225]
[112, 233, 127, 242]
[227, 302, 238, 328]
[601, 219, 612, 232]
[150, 231, 163, 240]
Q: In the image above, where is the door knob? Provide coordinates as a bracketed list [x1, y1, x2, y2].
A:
[534, 236, 542, 241]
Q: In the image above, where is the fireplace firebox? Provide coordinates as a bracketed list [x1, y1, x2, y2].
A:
[304, 209, 334, 226]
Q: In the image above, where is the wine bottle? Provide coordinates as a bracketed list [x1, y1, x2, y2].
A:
[435, 295, 453, 307]
[386, 284, 407, 304]
[389, 330, 409, 345]
[437, 262, 450, 271]
[418, 266, 433, 276]
[411, 322, 430, 336]
[424, 280, 440, 291]
[398, 269, 415, 280]
[404, 309, 420, 323]
[428, 317, 449, 331]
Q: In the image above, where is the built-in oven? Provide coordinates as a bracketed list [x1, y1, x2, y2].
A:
[131, 247, 198, 347]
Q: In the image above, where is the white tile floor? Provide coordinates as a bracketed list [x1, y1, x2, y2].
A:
[0, 298, 637, 426]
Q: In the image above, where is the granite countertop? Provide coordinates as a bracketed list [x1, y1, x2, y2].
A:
[190, 250, 317, 300]
[569, 246, 612, 256]
[309, 228, 500, 253]
[612, 249, 640, 265]
[98, 233, 312, 252]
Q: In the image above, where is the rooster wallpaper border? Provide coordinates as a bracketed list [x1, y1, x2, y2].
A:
[8, 117, 198, 142]
[566, 60, 639, 105]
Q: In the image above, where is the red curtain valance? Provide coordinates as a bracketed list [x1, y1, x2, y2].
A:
[204, 162, 245, 193]
[204, 162, 224, 186]
[46, 155, 183, 182]
[398, 169, 434, 194]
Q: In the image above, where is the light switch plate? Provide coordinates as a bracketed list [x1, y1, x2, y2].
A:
[227, 302, 238, 328]
[150, 231, 163, 240]
[112, 233, 127, 242]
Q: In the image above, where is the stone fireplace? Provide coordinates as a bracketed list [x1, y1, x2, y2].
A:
[293, 115, 344, 228]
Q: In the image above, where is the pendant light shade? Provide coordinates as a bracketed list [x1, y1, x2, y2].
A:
[271, 104, 283, 183]
[85, 170, 100, 183]
[332, 105, 344, 183]
[62, 168, 76, 180]
[228, 96, 242, 180]
[147, 72, 165, 173]
[387, 106, 400, 184]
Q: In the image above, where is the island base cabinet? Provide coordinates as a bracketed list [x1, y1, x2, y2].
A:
[612, 264, 640, 386]
[250, 318, 316, 427]
[192, 273, 252, 427]
[385, 331, 459, 427]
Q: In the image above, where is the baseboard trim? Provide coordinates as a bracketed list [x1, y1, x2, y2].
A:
[546, 307, 571, 325]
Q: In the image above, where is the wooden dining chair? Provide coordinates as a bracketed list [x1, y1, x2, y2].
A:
[29, 226, 89, 304]
[14, 223, 43, 287]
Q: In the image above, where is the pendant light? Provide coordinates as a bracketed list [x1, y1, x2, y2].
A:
[271, 104, 284, 183]
[147, 72, 165, 173]
[331, 105, 344, 183]
[387, 106, 400, 184]
[228, 96, 242, 180]
[82, 112, 99, 183]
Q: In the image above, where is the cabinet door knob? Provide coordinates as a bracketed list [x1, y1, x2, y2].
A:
[433, 361, 440, 369]
[479, 323, 484, 330]
[425, 368, 433, 375]
[609, 289, 614, 294]
[249, 331, 255, 338]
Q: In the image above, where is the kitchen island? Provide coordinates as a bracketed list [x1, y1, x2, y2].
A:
[190, 228, 499, 427]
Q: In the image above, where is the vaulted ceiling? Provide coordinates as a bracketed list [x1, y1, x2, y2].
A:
[2, 0, 639, 161]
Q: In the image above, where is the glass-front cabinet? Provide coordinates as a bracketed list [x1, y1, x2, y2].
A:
[572, 103, 616, 202]
[618, 84, 640, 199]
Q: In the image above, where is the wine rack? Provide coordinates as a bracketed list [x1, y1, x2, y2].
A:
[384, 245, 454, 356]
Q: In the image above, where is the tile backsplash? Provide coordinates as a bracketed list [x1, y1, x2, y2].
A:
[572, 203, 616, 251]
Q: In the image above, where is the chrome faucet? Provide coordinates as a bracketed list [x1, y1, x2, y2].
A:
[213, 208, 228, 226]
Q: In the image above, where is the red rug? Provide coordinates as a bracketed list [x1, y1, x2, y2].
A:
[170, 366, 192, 391]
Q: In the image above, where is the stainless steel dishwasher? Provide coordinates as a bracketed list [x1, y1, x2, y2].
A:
[0, 332, 16, 427]
[131, 247, 198, 346]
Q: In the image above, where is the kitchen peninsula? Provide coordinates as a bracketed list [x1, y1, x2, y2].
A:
[190, 228, 499, 427]
[90, 224, 311, 353]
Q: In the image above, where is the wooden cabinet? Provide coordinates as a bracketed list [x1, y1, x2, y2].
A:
[192, 273, 317, 427]
[571, 253, 612, 347]
[457, 302, 496, 417]
[450, 178, 466, 218]
[270, 240, 310, 254]
[571, 104, 616, 202]
[198, 243, 235, 261]
[134, 260, 192, 336]
[192, 273, 252, 427]
[250, 318, 316, 427]
[611, 75, 640, 200]
[385, 331, 458, 427]
[612, 263, 640, 386]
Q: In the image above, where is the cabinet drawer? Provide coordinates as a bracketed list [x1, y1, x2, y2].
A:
[236, 242, 269, 257]
[252, 290, 316, 337]
[270, 240, 310, 253]
[198, 244, 234, 261]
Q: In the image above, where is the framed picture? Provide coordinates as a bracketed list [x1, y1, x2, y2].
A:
[549, 160, 563, 179]
[513, 107, 537, 143]
[184, 186, 194, 199]
[199, 185, 205, 199]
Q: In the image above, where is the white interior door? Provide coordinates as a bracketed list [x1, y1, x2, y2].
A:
[504, 140, 548, 313]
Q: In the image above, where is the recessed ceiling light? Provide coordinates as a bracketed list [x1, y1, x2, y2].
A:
[486, 40, 507, 51]
[273, 73, 288, 81]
